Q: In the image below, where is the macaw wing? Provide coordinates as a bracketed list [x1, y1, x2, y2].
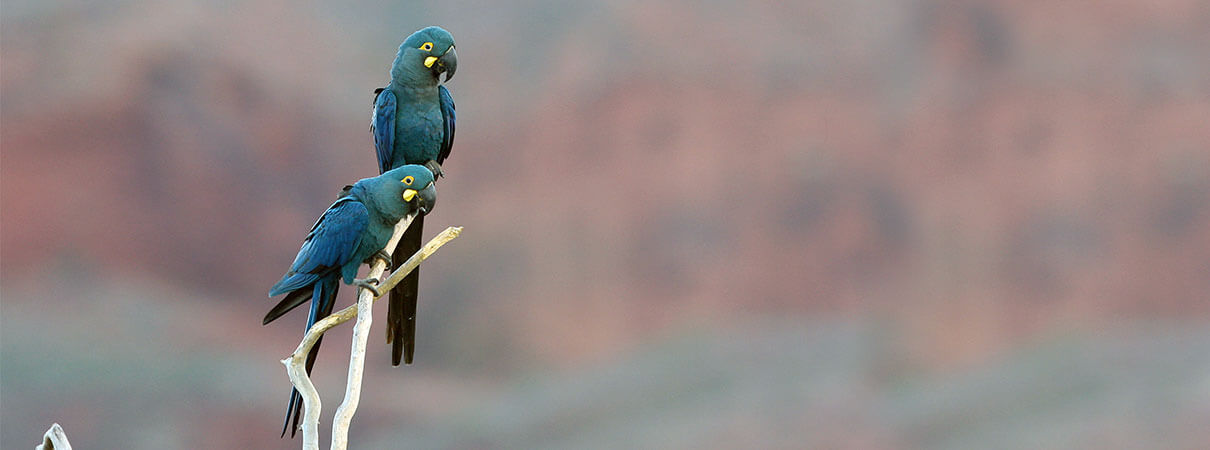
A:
[371, 87, 397, 174]
[268, 199, 369, 297]
[437, 84, 456, 164]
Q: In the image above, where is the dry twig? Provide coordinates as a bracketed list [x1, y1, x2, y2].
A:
[37, 423, 71, 450]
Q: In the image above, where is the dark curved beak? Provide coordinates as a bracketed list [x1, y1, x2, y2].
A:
[415, 182, 437, 215]
[436, 46, 457, 82]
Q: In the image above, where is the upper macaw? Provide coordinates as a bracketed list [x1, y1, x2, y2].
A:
[370, 25, 457, 366]
[264, 165, 437, 438]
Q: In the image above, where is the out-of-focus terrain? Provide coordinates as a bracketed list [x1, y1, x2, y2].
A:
[2, 0, 1209, 448]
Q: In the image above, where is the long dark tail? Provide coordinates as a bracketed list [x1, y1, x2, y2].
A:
[264, 287, 312, 325]
[282, 277, 339, 438]
[388, 214, 423, 365]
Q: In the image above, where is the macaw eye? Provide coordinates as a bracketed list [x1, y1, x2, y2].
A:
[420, 42, 434, 52]
[402, 176, 414, 185]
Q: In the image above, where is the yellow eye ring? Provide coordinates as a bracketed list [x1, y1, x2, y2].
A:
[402, 175, 415, 185]
[420, 42, 433, 51]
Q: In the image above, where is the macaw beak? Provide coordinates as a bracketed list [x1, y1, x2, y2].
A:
[435, 46, 456, 82]
[415, 182, 437, 214]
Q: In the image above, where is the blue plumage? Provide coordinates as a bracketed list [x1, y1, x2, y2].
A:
[372, 89, 397, 174]
[437, 85, 456, 164]
[370, 25, 458, 366]
[372, 26, 457, 173]
[268, 200, 369, 296]
[265, 165, 437, 438]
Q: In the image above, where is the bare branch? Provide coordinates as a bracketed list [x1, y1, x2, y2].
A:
[371, 226, 465, 297]
[282, 214, 413, 450]
[279, 216, 463, 449]
[331, 225, 463, 450]
[37, 423, 71, 450]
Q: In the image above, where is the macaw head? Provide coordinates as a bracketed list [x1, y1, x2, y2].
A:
[360, 165, 438, 220]
[391, 26, 457, 85]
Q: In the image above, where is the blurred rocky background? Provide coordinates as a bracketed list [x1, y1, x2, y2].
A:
[3, 0, 1209, 448]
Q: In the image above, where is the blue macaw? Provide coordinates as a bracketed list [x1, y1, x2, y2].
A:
[264, 165, 437, 438]
[371, 25, 457, 366]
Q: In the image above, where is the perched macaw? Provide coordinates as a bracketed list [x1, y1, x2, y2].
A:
[264, 165, 437, 438]
[371, 25, 457, 366]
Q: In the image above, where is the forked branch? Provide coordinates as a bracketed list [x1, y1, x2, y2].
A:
[280, 216, 462, 450]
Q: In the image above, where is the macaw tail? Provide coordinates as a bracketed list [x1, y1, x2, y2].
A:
[264, 287, 312, 325]
[387, 214, 423, 365]
[281, 276, 340, 438]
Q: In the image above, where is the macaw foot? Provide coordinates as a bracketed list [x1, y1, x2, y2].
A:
[366, 250, 392, 266]
[352, 277, 382, 297]
[424, 160, 445, 178]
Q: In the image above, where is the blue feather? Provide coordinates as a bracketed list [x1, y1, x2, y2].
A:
[372, 88, 397, 175]
[265, 165, 435, 436]
[437, 84, 456, 164]
[267, 199, 367, 296]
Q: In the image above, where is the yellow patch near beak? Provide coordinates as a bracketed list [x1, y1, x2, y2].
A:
[403, 189, 418, 202]
[424, 56, 438, 68]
